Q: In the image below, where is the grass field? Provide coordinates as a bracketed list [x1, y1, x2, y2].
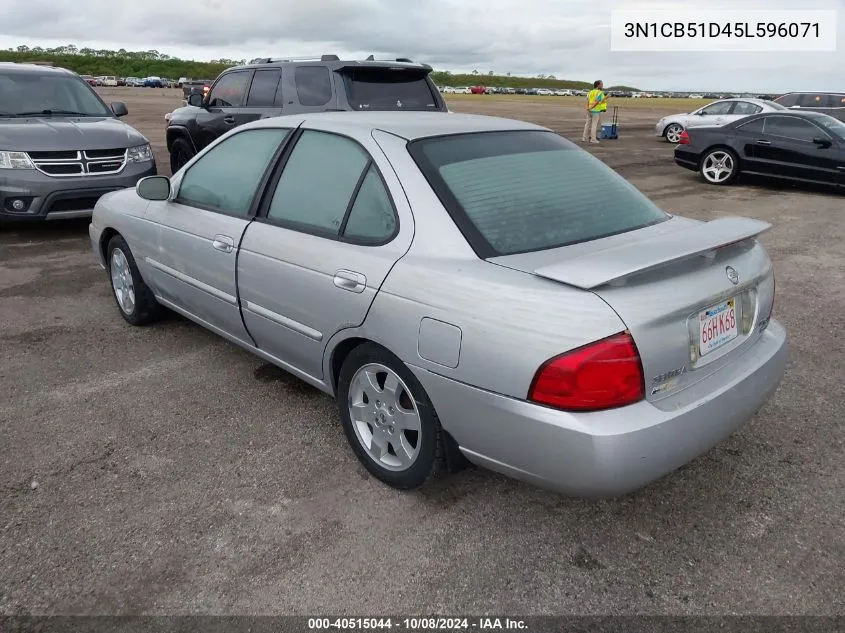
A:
[444, 93, 711, 111]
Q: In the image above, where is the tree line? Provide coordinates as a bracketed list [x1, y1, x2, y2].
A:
[0, 44, 639, 90]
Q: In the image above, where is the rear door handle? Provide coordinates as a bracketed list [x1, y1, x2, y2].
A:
[756, 139, 772, 145]
[223, 116, 236, 125]
[838, 166, 845, 170]
[333, 269, 367, 293]
[212, 234, 234, 253]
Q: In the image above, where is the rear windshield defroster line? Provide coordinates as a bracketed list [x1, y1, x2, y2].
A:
[407, 130, 670, 258]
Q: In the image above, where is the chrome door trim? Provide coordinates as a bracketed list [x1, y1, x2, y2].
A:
[145, 257, 237, 305]
[243, 300, 323, 341]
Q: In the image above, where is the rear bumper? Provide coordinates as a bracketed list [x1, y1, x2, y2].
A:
[674, 149, 699, 171]
[410, 319, 787, 498]
[0, 161, 156, 221]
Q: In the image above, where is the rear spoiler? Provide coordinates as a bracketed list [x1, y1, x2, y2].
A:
[335, 61, 433, 73]
[532, 216, 772, 290]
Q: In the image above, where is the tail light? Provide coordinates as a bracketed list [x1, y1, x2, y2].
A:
[528, 332, 645, 412]
[678, 130, 690, 144]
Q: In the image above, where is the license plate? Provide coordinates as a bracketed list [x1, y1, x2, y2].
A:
[699, 298, 738, 356]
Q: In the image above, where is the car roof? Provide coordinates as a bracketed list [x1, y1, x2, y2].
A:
[744, 110, 836, 122]
[0, 62, 73, 76]
[245, 111, 549, 141]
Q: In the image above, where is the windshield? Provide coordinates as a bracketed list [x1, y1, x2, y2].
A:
[0, 73, 111, 117]
[342, 68, 440, 111]
[409, 130, 670, 257]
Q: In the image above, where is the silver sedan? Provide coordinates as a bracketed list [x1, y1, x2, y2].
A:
[89, 111, 787, 497]
[655, 98, 787, 143]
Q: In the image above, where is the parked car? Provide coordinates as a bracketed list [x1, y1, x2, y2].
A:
[773, 91, 845, 122]
[674, 110, 845, 189]
[102, 76, 118, 87]
[0, 63, 156, 222]
[143, 76, 165, 88]
[655, 98, 787, 144]
[165, 55, 447, 174]
[89, 110, 786, 497]
[470, 86, 487, 94]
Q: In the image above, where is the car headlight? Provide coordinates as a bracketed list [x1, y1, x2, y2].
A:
[126, 144, 154, 163]
[0, 151, 35, 169]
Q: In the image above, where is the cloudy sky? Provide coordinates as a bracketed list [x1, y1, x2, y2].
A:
[0, 0, 841, 91]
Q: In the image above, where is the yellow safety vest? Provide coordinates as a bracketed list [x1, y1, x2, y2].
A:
[588, 89, 607, 113]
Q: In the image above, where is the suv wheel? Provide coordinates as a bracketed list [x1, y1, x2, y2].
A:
[169, 138, 194, 174]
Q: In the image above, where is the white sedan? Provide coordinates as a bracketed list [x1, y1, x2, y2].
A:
[655, 98, 787, 143]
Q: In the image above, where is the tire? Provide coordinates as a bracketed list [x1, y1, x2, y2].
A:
[664, 123, 684, 144]
[169, 137, 195, 175]
[337, 343, 444, 489]
[106, 235, 165, 326]
[699, 147, 740, 186]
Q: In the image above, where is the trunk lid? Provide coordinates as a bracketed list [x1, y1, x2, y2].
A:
[489, 216, 776, 405]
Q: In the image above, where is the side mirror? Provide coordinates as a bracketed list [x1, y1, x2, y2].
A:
[187, 92, 205, 108]
[136, 175, 171, 201]
[110, 102, 128, 117]
[812, 136, 832, 148]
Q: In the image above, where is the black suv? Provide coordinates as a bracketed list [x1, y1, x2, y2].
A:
[165, 55, 448, 173]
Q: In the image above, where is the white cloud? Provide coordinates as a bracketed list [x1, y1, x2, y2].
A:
[0, 0, 841, 91]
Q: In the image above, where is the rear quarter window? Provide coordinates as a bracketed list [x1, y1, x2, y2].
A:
[294, 66, 332, 106]
[409, 131, 669, 257]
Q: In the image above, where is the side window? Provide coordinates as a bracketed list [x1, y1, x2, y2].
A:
[342, 166, 397, 242]
[294, 67, 332, 106]
[246, 69, 281, 107]
[207, 72, 251, 108]
[774, 93, 799, 107]
[700, 101, 733, 115]
[737, 118, 765, 134]
[764, 117, 822, 143]
[798, 93, 829, 108]
[732, 101, 762, 116]
[177, 128, 289, 216]
[267, 131, 369, 234]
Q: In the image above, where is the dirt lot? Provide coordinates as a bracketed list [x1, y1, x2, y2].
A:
[1, 88, 843, 616]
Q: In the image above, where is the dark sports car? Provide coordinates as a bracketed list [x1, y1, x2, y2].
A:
[674, 110, 845, 189]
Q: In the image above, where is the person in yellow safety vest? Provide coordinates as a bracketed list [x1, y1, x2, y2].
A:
[582, 80, 607, 144]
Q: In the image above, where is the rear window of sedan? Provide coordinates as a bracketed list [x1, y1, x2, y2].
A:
[408, 130, 670, 257]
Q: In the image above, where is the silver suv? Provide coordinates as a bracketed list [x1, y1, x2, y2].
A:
[0, 63, 156, 222]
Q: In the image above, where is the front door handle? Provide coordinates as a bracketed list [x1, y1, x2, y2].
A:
[756, 139, 772, 145]
[223, 116, 236, 125]
[212, 234, 234, 253]
[837, 166, 845, 170]
[333, 269, 367, 293]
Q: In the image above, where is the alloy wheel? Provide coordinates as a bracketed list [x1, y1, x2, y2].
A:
[701, 151, 735, 183]
[665, 124, 683, 143]
[347, 363, 422, 472]
[110, 248, 136, 315]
